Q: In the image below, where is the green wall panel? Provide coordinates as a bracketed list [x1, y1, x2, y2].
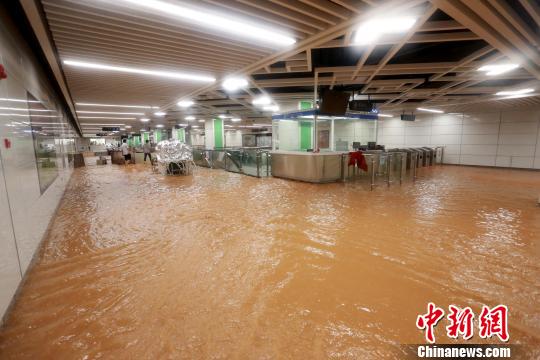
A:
[300, 121, 312, 150]
[214, 118, 223, 148]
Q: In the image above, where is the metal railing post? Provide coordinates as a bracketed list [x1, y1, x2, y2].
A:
[370, 157, 375, 191]
[413, 153, 417, 181]
[266, 152, 270, 176]
[400, 153, 404, 185]
[386, 154, 391, 187]
[256, 151, 261, 178]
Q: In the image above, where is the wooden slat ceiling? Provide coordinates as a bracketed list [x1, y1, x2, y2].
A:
[39, 0, 540, 135]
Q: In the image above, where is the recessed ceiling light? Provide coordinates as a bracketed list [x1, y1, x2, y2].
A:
[140, 118, 150, 122]
[192, 125, 199, 128]
[63, 60, 216, 82]
[353, 16, 417, 45]
[117, 0, 296, 46]
[231, 118, 241, 122]
[252, 95, 272, 106]
[495, 88, 534, 96]
[125, 125, 132, 129]
[218, 114, 231, 119]
[77, 110, 145, 115]
[222, 77, 248, 92]
[185, 116, 196, 121]
[177, 100, 194, 108]
[478, 64, 519, 76]
[76, 102, 153, 108]
[417, 107, 444, 114]
[156, 124, 164, 128]
[154, 111, 166, 116]
[80, 123, 125, 126]
[262, 105, 279, 112]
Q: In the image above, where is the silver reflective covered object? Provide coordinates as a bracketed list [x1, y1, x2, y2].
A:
[156, 140, 193, 163]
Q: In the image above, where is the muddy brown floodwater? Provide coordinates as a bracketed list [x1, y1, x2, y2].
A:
[0, 164, 539, 359]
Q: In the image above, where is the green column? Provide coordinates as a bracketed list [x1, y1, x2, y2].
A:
[142, 132, 149, 143]
[213, 118, 223, 148]
[154, 130, 162, 143]
[300, 121, 312, 150]
[134, 135, 141, 146]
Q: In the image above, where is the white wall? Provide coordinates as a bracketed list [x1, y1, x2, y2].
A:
[225, 130, 242, 147]
[277, 120, 300, 150]
[0, 7, 76, 321]
[334, 119, 377, 151]
[377, 110, 540, 169]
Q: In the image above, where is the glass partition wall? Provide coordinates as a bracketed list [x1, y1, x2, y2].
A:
[272, 112, 378, 152]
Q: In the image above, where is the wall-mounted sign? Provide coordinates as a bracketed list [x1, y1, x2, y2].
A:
[102, 127, 120, 132]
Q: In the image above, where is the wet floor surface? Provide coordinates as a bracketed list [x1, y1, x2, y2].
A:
[0, 164, 539, 359]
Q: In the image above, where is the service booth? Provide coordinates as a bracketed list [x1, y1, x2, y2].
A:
[270, 109, 379, 183]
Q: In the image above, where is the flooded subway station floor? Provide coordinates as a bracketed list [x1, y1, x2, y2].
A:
[0, 164, 539, 359]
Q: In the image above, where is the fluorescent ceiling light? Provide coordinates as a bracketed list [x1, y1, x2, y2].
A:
[218, 114, 231, 119]
[495, 88, 534, 96]
[76, 102, 153, 108]
[222, 78, 248, 92]
[78, 116, 136, 120]
[417, 107, 444, 114]
[154, 111, 166, 116]
[77, 110, 144, 115]
[192, 125, 199, 128]
[353, 16, 416, 45]
[0, 107, 53, 112]
[252, 95, 272, 106]
[0, 98, 41, 103]
[63, 60, 216, 82]
[117, 0, 296, 46]
[185, 116, 196, 121]
[198, 119, 205, 123]
[80, 123, 125, 126]
[156, 124, 164, 128]
[231, 118, 241, 122]
[177, 100, 194, 108]
[262, 105, 280, 112]
[125, 125, 132, 129]
[140, 118, 150, 122]
[478, 64, 519, 76]
[377, 114, 393, 118]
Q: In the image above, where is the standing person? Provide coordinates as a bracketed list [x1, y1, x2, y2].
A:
[143, 140, 152, 163]
[121, 139, 131, 165]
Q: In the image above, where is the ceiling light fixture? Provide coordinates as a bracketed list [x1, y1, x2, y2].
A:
[77, 110, 144, 115]
[252, 95, 272, 106]
[140, 118, 150, 122]
[222, 77, 248, 92]
[0, 98, 41, 103]
[76, 102, 153, 108]
[478, 64, 519, 76]
[117, 0, 296, 46]
[262, 105, 280, 112]
[177, 100, 194, 108]
[63, 60, 216, 82]
[231, 118, 241, 122]
[377, 114, 393, 118]
[185, 116, 196, 121]
[125, 125, 132, 129]
[417, 107, 444, 114]
[78, 116, 136, 120]
[495, 88, 534, 96]
[156, 124, 164, 128]
[353, 16, 417, 45]
[154, 111, 166, 116]
[218, 114, 231, 119]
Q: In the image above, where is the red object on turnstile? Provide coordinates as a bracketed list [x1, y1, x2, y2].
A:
[0, 64, 7, 79]
[4, 138, 11, 149]
[348, 151, 368, 172]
